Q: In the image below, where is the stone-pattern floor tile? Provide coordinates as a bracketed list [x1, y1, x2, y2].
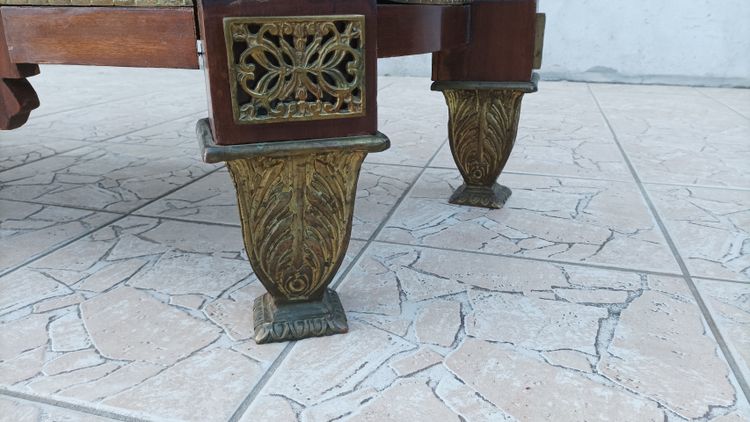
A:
[137, 164, 420, 240]
[0, 135, 90, 173]
[0, 215, 365, 421]
[648, 184, 750, 281]
[591, 84, 750, 189]
[13, 86, 206, 143]
[242, 243, 745, 421]
[698, 87, 750, 119]
[30, 65, 206, 118]
[0, 396, 114, 422]
[369, 78, 449, 167]
[695, 279, 750, 385]
[0, 200, 118, 274]
[379, 169, 679, 274]
[431, 82, 634, 182]
[431, 125, 633, 181]
[0, 142, 218, 213]
[106, 114, 203, 148]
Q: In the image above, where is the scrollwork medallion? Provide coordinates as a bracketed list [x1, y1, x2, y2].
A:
[224, 15, 366, 124]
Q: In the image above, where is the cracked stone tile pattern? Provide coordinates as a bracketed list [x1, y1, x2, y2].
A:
[1, 67, 749, 421]
[648, 184, 750, 281]
[379, 169, 681, 274]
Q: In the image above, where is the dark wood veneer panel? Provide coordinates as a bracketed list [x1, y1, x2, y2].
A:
[377, 4, 469, 58]
[2, 6, 199, 69]
[433, 0, 538, 82]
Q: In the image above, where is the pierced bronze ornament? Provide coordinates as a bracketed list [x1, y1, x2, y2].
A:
[197, 119, 389, 343]
[432, 77, 538, 209]
[224, 15, 366, 125]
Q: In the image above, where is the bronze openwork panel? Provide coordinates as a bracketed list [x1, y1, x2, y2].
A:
[224, 15, 366, 125]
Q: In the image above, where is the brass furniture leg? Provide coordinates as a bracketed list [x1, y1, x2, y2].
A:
[432, 76, 539, 209]
[198, 119, 389, 343]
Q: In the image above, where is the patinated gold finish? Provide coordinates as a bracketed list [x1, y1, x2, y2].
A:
[433, 78, 538, 209]
[227, 150, 365, 300]
[224, 15, 366, 125]
[197, 119, 389, 343]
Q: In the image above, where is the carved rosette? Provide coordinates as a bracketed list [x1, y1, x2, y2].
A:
[441, 88, 525, 209]
[227, 149, 365, 302]
[224, 15, 366, 124]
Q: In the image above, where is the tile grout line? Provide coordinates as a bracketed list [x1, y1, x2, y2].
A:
[226, 135, 451, 422]
[0, 163, 225, 278]
[15, 188, 747, 287]
[373, 239, 685, 280]
[383, 155, 750, 192]
[0, 165, 230, 420]
[587, 83, 750, 401]
[0, 110, 206, 174]
[693, 87, 750, 121]
[0, 389, 150, 422]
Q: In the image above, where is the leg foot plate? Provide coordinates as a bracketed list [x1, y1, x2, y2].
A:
[449, 183, 512, 209]
[253, 289, 348, 344]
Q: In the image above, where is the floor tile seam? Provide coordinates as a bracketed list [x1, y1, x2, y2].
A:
[641, 180, 750, 193]
[0, 388, 151, 422]
[689, 276, 750, 286]
[371, 239, 687, 280]
[226, 137, 449, 422]
[427, 165, 638, 184]
[588, 82, 750, 401]
[0, 111, 206, 175]
[693, 87, 750, 121]
[0, 166, 225, 279]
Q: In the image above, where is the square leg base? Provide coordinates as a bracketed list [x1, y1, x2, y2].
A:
[253, 289, 349, 344]
[449, 183, 512, 209]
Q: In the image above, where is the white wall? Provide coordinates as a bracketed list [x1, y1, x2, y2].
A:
[378, 0, 750, 87]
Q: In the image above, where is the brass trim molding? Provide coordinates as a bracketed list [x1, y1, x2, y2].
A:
[224, 15, 366, 125]
[431, 73, 540, 93]
[432, 79, 534, 209]
[197, 118, 388, 163]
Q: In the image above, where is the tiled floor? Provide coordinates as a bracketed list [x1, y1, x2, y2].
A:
[1, 66, 749, 422]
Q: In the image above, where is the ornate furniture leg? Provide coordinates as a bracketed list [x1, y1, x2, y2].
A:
[432, 0, 544, 209]
[198, 122, 388, 343]
[197, 0, 382, 342]
[0, 9, 39, 130]
[432, 77, 538, 209]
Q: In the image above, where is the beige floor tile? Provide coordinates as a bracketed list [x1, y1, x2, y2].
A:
[103, 113, 204, 148]
[0, 135, 90, 172]
[379, 169, 679, 273]
[13, 90, 206, 143]
[369, 78, 449, 166]
[648, 184, 750, 281]
[591, 84, 750, 188]
[0, 200, 118, 274]
[0, 142, 219, 213]
[0, 396, 115, 422]
[0, 216, 365, 421]
[137, 164, 420, 240]
[695, 279, 750, 386]
[696, 87, 750, 119]
[242, 243, 744, 421]
[31, 65, 206, 118]
[431, 125, 633, 181]
[430, 82, 633, 181]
